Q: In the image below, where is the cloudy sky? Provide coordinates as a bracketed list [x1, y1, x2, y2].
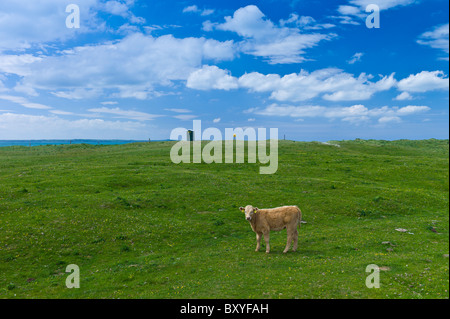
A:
[0, 0, 448, 140]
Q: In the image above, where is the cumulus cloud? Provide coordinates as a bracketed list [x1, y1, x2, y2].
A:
[0, 0, 145, 51]
[187, 65, 450, 103]
[0, 0, 99, 51]
[187, 65, 239, 90]
[212, 5, 335, 64]
[397, 70, 449, 92]
[8, 33, 235, 99]
[393, 91, 413, 100]
[238, 68, 396, 102]
[396, 105, 430, 115]
[245, 103, 430, 125]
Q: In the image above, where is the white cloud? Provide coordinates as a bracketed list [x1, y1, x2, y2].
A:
[165, 108, 191, 113]
[183, 5, 214, 16]
[348, 0, 416, 10]
[417, 23, 449, 59]
[342, 115, 370, 124]
[98, 1, 146, 24]
[397, 70, 449, 92]
[394, 91, 413, 100]
[201, 9, 215, 16]
[10, 33, 235, 99]
[214, 5, 335, 64]
[330, 15, 361, 25]
[0, 112, 147, 139]
[253, 104, 327, 118]
[337, 5, 364, 16]
[0, 0, 105, 51]
[202, 20, 218, 32]
[0, 80, 5, 93]
[396, 105, 430, 115]
[245, 103, 430, 125]
[183, 5, 200, 13]
[173, 114, 197, 120]
[87, 107, 162, 121]
[347, 52, 364, 64]
[279, 14, 335, 30]
[187, 65, 449, 103]
[334, 1, 416, 26]
[0, 94, 51, 109]
[102, 0, 138, 18]
[333, 5, 365, 25]
[51, 88, 103, 100]
[0, 54, 42, 76]
[187, 65, 239, 91]
[213, 117, 221, 123]
[378, 116, 402, 124]
[49, 110, 75, 115]
[238, 68, 396, 102]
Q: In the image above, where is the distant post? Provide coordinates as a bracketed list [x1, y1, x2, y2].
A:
[187, 130, 194, 141]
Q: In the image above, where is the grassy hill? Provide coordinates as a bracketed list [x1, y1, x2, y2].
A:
[0, 139, 448, 298]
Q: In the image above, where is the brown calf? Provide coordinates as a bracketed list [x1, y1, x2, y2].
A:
[239, 205, 302, 254]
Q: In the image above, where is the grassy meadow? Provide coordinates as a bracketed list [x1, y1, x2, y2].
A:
[0, 139, 448, 299]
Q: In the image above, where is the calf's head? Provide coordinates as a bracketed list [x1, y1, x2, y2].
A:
[239, 205, 259, 221]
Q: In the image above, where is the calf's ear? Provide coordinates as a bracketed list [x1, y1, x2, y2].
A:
[239, 207, 245, 212]
[254, 207, 259, 211]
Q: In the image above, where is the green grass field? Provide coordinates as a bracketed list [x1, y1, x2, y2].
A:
[0, 139, 448, 299]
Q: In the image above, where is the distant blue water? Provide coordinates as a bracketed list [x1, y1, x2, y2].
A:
[0, 139, 156, 147]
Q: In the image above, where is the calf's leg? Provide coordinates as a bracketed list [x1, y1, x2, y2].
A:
[292, 229, 298, 252]
[255, 233, 262, 252]
[283, 232, 293, 253]
[263, 232, 270, 254]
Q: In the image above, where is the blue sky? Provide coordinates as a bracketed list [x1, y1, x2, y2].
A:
[0, 0, 448, 141]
